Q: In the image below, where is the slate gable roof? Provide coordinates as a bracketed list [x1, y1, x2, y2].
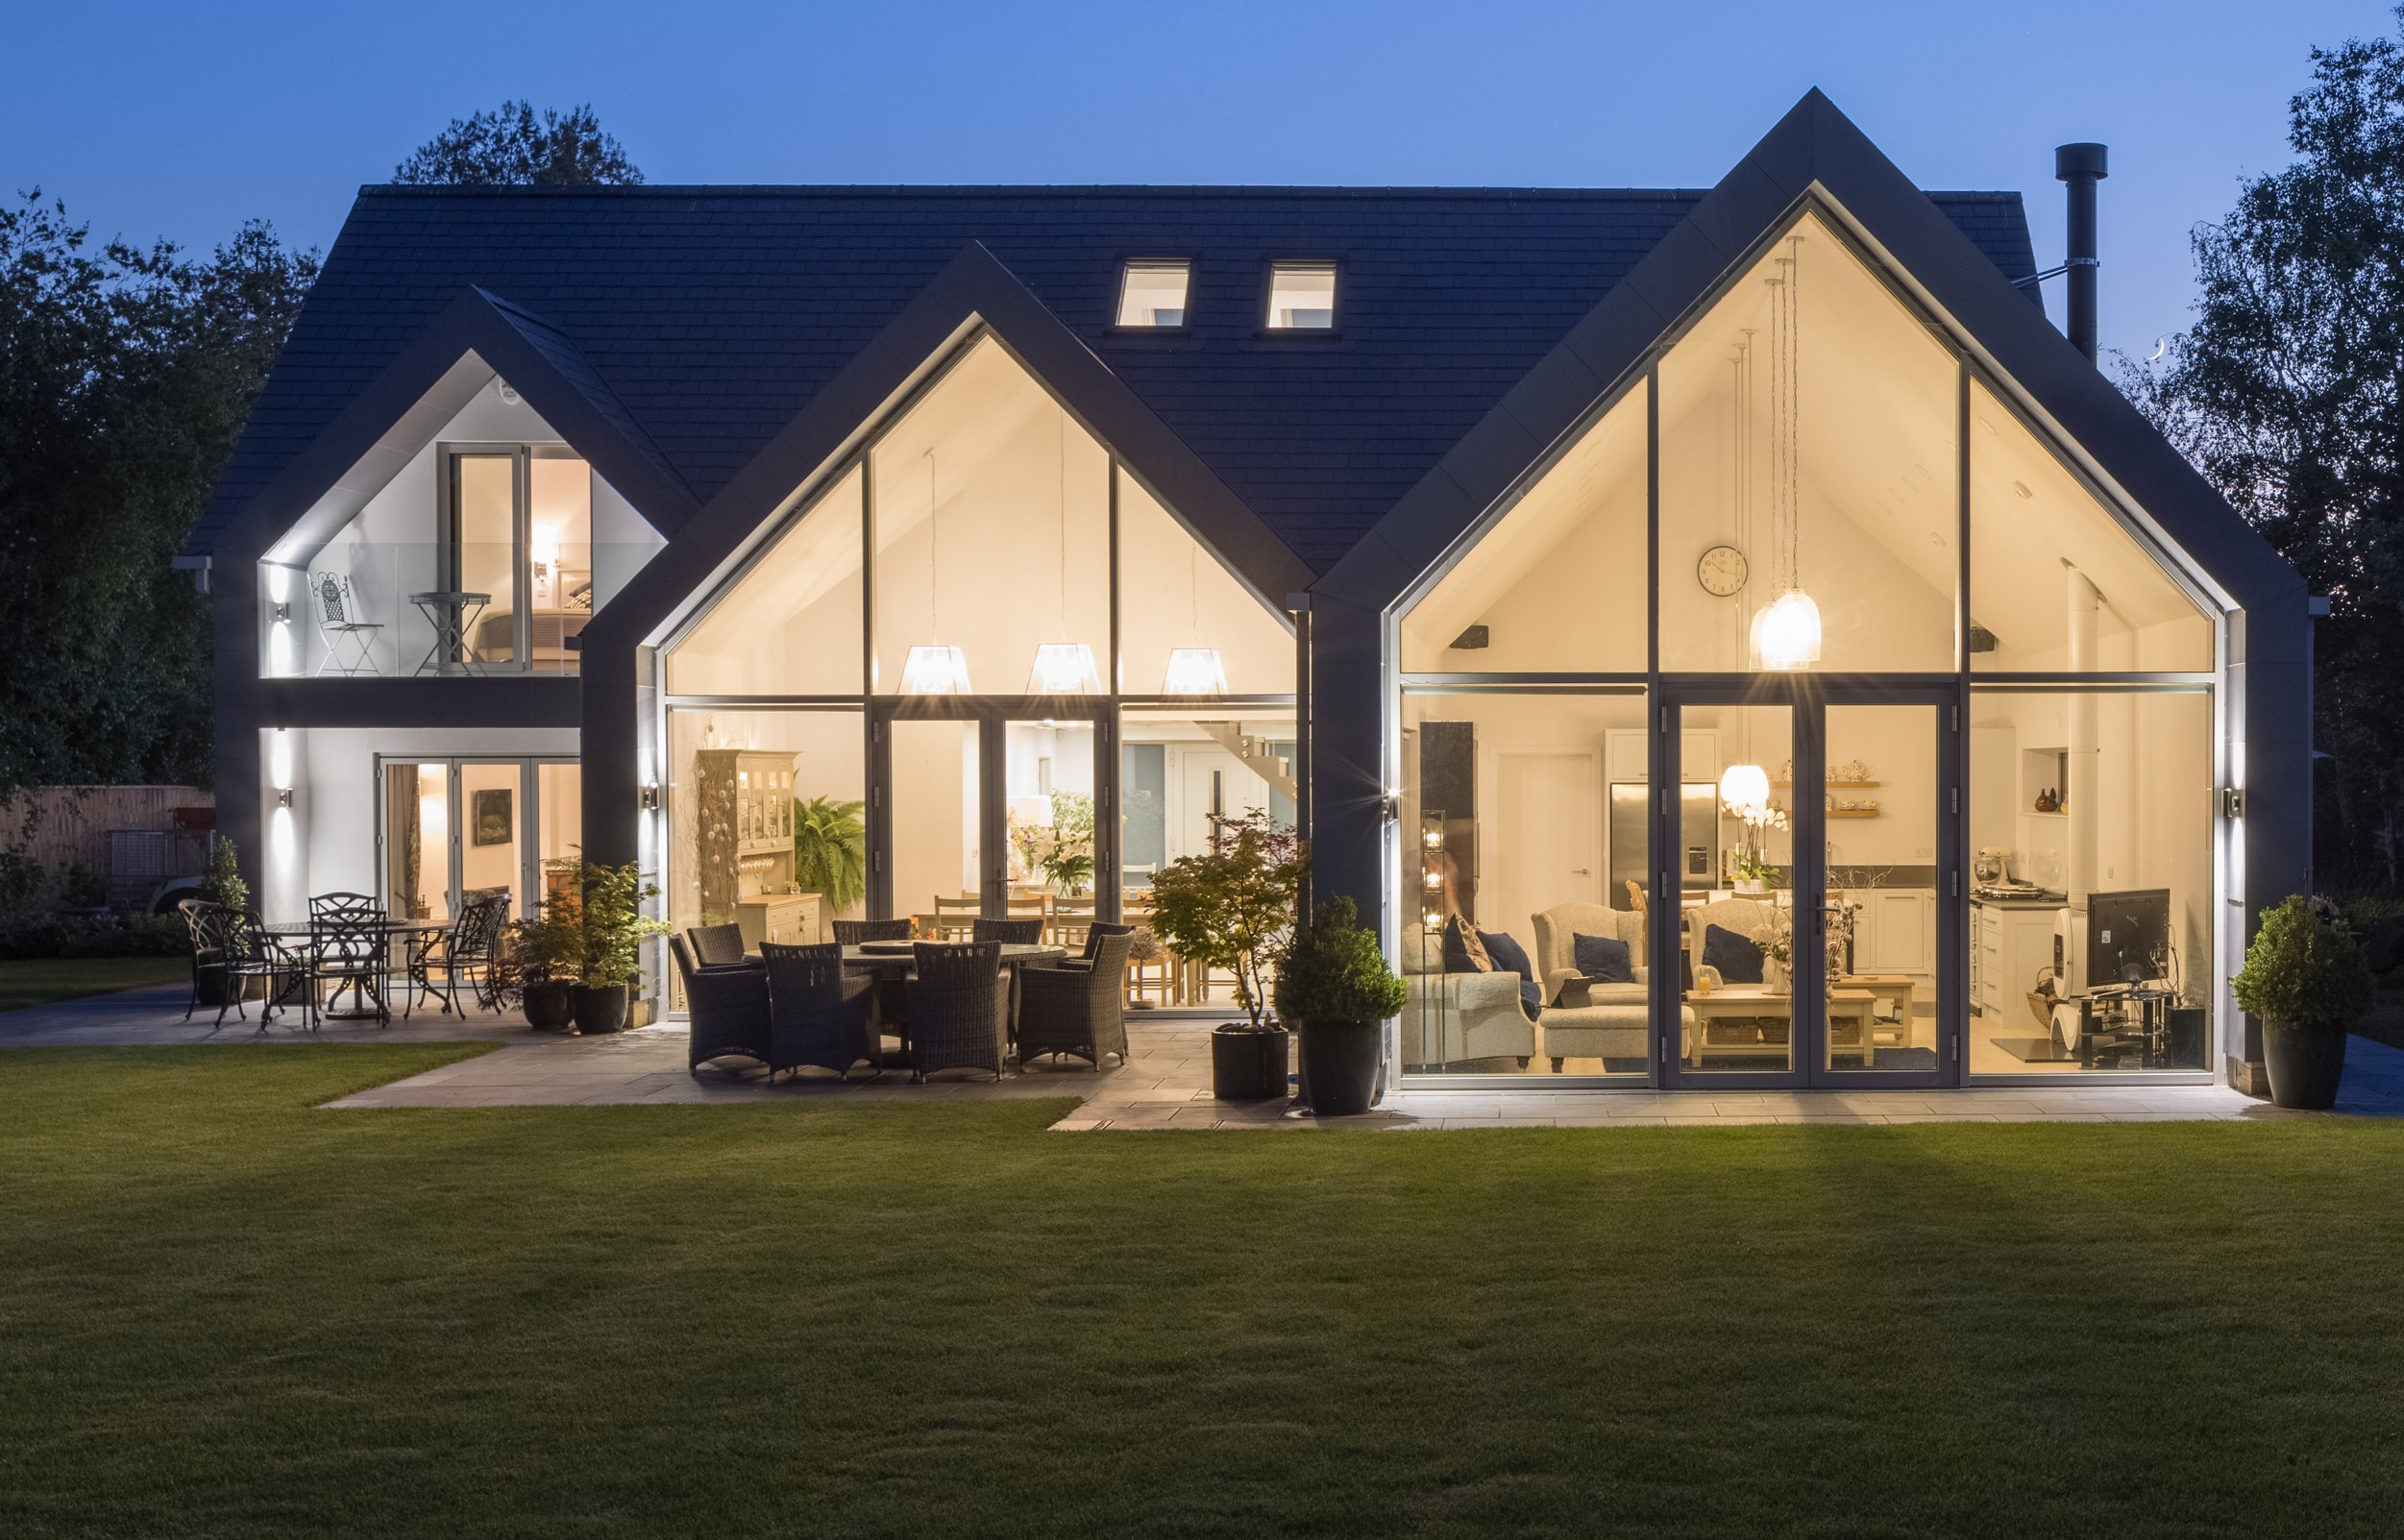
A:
[200, 183, 2038, 574]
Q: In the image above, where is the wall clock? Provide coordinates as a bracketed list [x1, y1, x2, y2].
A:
[1696, 544, 1748, 597]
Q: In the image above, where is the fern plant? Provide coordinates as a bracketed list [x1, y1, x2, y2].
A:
[793, 796, 868, 914]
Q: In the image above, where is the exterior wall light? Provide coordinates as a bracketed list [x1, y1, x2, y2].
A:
[1027, 642, 1101, 696]
[900, 645, 971, 695]
[271, 601, 291, 623]
[1162, 648, 1228, 697]
[277, 789, 296, 809]
[640, 785, 662, 811]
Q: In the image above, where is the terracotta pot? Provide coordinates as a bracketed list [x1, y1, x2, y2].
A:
[570, 983, 630, 1036]
[2263, 1017, 2346, 1111]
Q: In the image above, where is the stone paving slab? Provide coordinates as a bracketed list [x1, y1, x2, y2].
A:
[11, 981, 2404, 1129]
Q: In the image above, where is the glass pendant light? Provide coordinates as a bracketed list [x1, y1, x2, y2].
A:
[904, 450, 970, 693]
[1161, 537, 1224, 694]
[1718, 762, 1771, 818]
[1751, 233, 1819, 672]
[1029, 411, 1098, 695]
[1756, 589, 1822, 670]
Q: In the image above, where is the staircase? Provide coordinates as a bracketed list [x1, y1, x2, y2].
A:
[1193, 721, 1298, 803]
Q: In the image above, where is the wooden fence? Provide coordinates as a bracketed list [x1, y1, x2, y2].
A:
[0, 787, 215, 876]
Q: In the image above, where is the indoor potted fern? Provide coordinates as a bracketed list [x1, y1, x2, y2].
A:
[792, 795, 868, 926]
[1274, 895, 1408, 1116]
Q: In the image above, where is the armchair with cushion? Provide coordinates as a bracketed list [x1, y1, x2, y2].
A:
[1397, 931, 1537, 1071]
[1528, 903, 1654, 1071]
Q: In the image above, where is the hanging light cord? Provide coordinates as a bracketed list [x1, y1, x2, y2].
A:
[925, 450, 940, 643]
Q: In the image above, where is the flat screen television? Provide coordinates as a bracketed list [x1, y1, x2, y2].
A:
[2086, 888, 2171, 988]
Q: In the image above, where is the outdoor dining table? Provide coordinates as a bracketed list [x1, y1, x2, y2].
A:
[266, 917, 453, 1017]
[825, 941, 1068, 1053]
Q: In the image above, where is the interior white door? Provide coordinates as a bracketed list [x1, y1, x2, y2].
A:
[1495, 750, 1599, 942]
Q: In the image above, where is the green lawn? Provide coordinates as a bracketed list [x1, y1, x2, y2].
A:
[3, 1048, 2402, 1538]
[0, 956, 186, 1012]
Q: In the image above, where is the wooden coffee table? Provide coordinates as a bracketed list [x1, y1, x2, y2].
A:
[1682, 987, 1879, 1067]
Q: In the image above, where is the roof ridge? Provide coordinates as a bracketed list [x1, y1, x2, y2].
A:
[353, 183, 2021, 202]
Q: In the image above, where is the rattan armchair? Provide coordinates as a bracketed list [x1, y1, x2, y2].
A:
[760, 941, 877, 1080]
[832, 918, 912, 944]
[904, 941, 1008, 1082]
[971, 917, 1043, 945]
[686, 922, 753, 968]
[1017, 929, 1134, 1070]
[672, 935, 771, 1074]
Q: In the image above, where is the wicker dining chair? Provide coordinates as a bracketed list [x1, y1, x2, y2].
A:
[1017, 929, 1135, 1071]
[1058, 921, 1135, 970]
[904, 941, 1008, 1082]
[760, 941, 877, 1080]
[672, 935, 770, 1075]
[831, 917, 913, 1063]
[686, 922, 753, 968]
[831, 918, 912, 944]
[971, 917, 1043, 945]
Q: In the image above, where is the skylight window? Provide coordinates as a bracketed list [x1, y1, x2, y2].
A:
[1116, 260, 1190, 328]
[1264, 261, 1337, 330]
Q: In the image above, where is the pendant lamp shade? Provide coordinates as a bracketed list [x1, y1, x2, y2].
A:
[900, 645, 971, 696]
[1162, 647, 1229, 697]
[1027, 642, 1102, 696]
[1718, 763, 1771, 818]
[1754, 590, 1822, 671]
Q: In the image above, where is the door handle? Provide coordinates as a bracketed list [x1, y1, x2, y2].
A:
[1569, 868, 1591, 875]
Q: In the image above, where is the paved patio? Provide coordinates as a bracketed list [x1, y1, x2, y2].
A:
[8, 982, 2403, 1127]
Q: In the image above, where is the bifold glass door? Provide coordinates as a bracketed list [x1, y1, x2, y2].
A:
[869, 703, 1107, 929]
[380, 758, 581, 922]
[1659, 684, 1956, 1088]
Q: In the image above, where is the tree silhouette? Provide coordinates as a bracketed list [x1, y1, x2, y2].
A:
[393, 102, 642, 186]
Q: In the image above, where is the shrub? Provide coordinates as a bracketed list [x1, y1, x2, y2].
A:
[1275, 895, 1409, 1025]
[198, 838, 249, 915]
[2234, 893, 2374, 1029]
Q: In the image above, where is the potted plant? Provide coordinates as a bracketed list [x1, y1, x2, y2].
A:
[1274, 895, 1409, 1116]
[2233, 893, 2371, 1109]
[1148, 810, 1304, 1098]
[1041, 792, 1097, 895]
[509, 863, 583, 1029]
[552, 859, 671, 1035]
[793, 795, 867, 929]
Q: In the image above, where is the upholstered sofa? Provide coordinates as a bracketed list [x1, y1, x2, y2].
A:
[1398, 932, 1537, 1070]
[1528, 903, 1653, 1071]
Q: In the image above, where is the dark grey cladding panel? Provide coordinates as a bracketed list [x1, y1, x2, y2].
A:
[200, 174, 2041, 578]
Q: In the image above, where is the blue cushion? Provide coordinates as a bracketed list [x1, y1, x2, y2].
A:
[1478, 929, 1541, 1020]
[1573, 932, 1632, 984]
[1702, 922, 1765, 985]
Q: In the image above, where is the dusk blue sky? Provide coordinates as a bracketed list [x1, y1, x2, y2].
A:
[8, 1, 2395, 367]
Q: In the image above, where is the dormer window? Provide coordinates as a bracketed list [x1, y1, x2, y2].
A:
[1116, 259, 1190, 328]
[1264, 261, 1337, 330]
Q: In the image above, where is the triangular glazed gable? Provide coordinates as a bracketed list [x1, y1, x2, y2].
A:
[210, 286, 700, 571]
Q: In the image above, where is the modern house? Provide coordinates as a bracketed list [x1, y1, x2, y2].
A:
[193, 92, 2309, 1096]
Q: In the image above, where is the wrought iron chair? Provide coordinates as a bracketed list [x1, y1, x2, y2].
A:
[305, 901, 389, 1028]
[310, 571, 381, 677]
[1018, 929, 1135, 1070]
[405, 892, 508, 1015]
[904, 941, 1008, 1082]
[179, 900, 293, 1030]
[672, 935, 770, 1075]
[760, 941, 877, 1080]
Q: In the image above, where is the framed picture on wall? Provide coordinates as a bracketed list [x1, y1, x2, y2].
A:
[472, 788, 513, 846]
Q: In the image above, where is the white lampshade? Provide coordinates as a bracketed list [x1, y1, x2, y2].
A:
[900, 645, 971, 695]
[1162, 647, 1229, 697]
[1755, 589, 1823, 671]
[1719, 763, 1771, 818]
[1027, 642, 1102, 696]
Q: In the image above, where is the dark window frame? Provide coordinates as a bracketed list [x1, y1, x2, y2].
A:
[1258, 256, 1345, 337]
[1109, 256, 1198, 335]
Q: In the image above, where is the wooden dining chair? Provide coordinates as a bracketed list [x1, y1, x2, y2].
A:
[930, 894, 981, 941]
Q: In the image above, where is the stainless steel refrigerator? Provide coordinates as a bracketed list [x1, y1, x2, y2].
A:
[1607, 782, 1720, 906]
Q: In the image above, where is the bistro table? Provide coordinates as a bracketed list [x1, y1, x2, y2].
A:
[407, 590, 491, 676]
[267, 917, 454, 1017]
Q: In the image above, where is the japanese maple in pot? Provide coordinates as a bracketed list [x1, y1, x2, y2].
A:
[1145, 810, 1304, 1098]
[2233, 894, 2371, 1110]
[1274, 897, 1409, 1117]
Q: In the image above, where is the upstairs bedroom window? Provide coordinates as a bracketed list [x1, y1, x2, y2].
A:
[1116, 259, 1190, 328]
[1264, 261, 1337, 330]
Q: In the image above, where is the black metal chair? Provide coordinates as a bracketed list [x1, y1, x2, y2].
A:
[904, 941, 1007, 1082]
[686, 922, 754, 968]
[760, 941, 877, 1080]
[306, 901, 389, 1028]
[309, 891, 381, 921]
[178, 900, 292, 1030]
[405, 892, 507, 1015]
[972, 917, 1043, 945]
[832, 918, 912, 944]
[1018, 930, 1135, 1071]
[672, 934, 770, 1075]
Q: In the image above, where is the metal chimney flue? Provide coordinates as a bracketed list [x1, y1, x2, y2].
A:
[2054, 142, 2108, 362]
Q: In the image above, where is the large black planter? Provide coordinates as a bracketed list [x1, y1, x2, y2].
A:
[2263, 1017, 2347, 1110]
[1211, 1024, 1291, 1100]
[523, 981, 576, 1031]
[1299, 1019, 1379, 1116]
[570, 983, 630, 1036]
